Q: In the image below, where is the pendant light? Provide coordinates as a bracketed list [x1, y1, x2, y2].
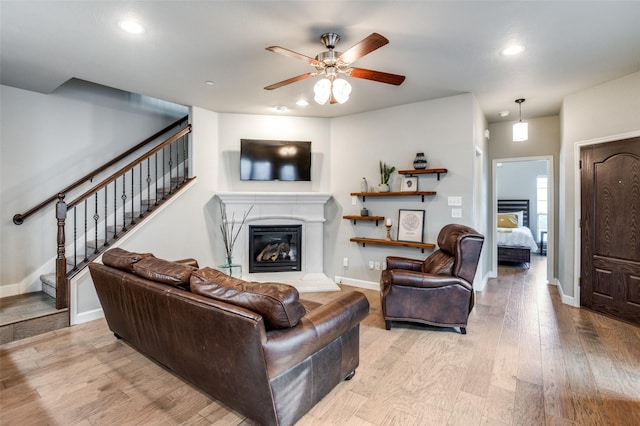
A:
[513, 98, 528, 142]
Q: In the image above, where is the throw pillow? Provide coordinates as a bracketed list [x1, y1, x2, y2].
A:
[497, 213, 519, 228]
[190, 267, 306, 330]
[132, 256, 197, 286]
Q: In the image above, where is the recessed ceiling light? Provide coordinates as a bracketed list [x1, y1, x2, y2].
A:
[275, 105, 288, 112]
[501, 45, 525, 56]
[119, 20, 145, 34]
[205, 81, 215, 86]
[499, 111, 510, 117]
[296, 99, 309, 107]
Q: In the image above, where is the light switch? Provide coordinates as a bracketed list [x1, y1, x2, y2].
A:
[448, 196, 462, 206]
[451, 208, 462, 218]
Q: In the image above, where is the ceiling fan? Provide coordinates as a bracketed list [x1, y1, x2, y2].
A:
[264, 32, 405, 104]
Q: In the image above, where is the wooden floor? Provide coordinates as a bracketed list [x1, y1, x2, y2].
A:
[1, 256, 639, 425]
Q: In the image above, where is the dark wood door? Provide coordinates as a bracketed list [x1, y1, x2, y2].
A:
[580, 136, 640, 325]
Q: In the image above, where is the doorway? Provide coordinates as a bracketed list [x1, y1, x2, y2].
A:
[492, 156, 554, 282]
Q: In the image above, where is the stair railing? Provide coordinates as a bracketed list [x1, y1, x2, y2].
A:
[54, 124, 193, 309]
[13, 115, 188, 225]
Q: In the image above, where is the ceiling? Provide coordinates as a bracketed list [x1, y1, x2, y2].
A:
[1, 1, 639, 122]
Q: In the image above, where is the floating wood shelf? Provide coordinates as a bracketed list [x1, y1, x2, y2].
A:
[342, 215, 384, 225]
[350, 237, 435, 253]
[350, 191, 437, 202]
[398, 168, 448, 180]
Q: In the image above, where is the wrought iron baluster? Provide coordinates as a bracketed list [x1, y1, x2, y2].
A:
[146, 158, 151, 211]
[113, 180, 118, 238]
[121, 174, 128, 232]
[84, 200, 89, 262]
[162, 147, 166, 200]
[139, 163, 143, 218]
[169, 142, 174, 192]
[73, 205, 77, 271]
[94, 193, 99, 254]
[104, 187, 109, 247]
[155, 152, 159, 206]
[182, 135, 188, 181]
[130, 168, 135, 225]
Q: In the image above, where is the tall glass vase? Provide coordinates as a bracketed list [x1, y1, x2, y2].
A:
[219, 255, 242, 278]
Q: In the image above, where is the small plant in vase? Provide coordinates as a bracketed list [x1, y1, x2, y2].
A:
[379, 161, 395, 192]
[219, 200, 253, 275]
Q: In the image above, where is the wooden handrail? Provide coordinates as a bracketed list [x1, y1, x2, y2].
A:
[12, 115, 188, 225]
[66, 125, 191, 210]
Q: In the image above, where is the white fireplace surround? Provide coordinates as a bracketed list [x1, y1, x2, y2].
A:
[215, 192, 338, 292]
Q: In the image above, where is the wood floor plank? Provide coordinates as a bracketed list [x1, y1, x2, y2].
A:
[1, 256, 639, 425]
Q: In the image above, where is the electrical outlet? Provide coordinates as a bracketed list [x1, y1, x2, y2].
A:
[448, 196, 462, 206]
[451, 208, 462, 218]
[374, 261, 380, 270]
[351, 196, 357, 205]
[343, 257, 349, 267]
[369, 261, 374, 270]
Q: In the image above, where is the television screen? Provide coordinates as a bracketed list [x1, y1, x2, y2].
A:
[240, 139, 311, 181]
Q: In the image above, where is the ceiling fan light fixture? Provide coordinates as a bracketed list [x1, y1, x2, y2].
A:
[512, 98, 528, 142]
[314, 78, 331, 105]
[332, 78, 352, 104]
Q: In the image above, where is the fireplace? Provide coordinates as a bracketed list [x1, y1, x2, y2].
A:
[249, 225, 302, 273]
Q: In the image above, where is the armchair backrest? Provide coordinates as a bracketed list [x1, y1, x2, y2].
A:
[423, 224, 484, 284]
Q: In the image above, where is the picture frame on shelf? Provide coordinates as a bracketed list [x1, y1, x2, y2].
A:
[397, 209, 425, 243]
[400, 176, 418, 192]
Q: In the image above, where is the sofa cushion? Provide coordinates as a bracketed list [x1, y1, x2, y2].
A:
[102, 248, 152, 272]
[190, 267, 306, 330]
[132, 256, 197, 286]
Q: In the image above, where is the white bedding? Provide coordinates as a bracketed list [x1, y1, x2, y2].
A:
[497, 226, 539, 251]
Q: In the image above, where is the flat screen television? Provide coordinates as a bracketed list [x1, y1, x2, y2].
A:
[240, 139, 311, 181]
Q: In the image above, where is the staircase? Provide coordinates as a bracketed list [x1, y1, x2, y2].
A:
[1, 117, 193, 344]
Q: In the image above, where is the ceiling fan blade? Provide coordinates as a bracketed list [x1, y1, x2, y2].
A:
[348, 67, 406, 85]
[338, 33, 389, 64]
[266, 46, 319, 66]
[264, 72, 317, 90]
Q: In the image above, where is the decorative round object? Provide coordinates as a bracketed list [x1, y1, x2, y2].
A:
[378, 183, 390, 192]
[413, 152, 427, 169]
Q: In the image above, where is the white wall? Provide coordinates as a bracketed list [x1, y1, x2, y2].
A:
[0, 80, 187, 296]
[328, 94, 479, 285]
[559, 71, 640, 301]
[217, 113, 331, 193]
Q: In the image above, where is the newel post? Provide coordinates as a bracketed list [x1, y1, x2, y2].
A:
[55, 193, 69, 309]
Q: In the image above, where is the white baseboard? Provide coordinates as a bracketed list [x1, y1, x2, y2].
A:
[334, 275, 380, 291]
[555, 278, 577, 307]
[73, 308, 104, 325]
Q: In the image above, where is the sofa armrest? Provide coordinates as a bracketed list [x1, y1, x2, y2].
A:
[263, 291, 370, 378]
[388, 269, 472, 291]
[386, 256, 423, 272]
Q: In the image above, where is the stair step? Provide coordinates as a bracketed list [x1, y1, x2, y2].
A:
[40, 273, 56, 297]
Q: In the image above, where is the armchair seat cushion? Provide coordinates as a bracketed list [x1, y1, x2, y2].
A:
[384, 269, 472, 291]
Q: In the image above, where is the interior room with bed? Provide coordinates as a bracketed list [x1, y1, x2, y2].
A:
[495, 160, 549, 269]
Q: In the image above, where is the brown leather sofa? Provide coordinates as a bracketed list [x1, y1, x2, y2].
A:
[380, 224, 484, 334]
[89, 248, 369, 426]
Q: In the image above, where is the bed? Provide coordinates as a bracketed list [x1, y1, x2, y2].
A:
[497, 199, 539, 267]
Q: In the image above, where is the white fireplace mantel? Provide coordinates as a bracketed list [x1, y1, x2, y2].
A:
[214, 192, 337, 292]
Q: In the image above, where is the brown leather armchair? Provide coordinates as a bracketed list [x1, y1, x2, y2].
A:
[380, 224, 484, 334]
